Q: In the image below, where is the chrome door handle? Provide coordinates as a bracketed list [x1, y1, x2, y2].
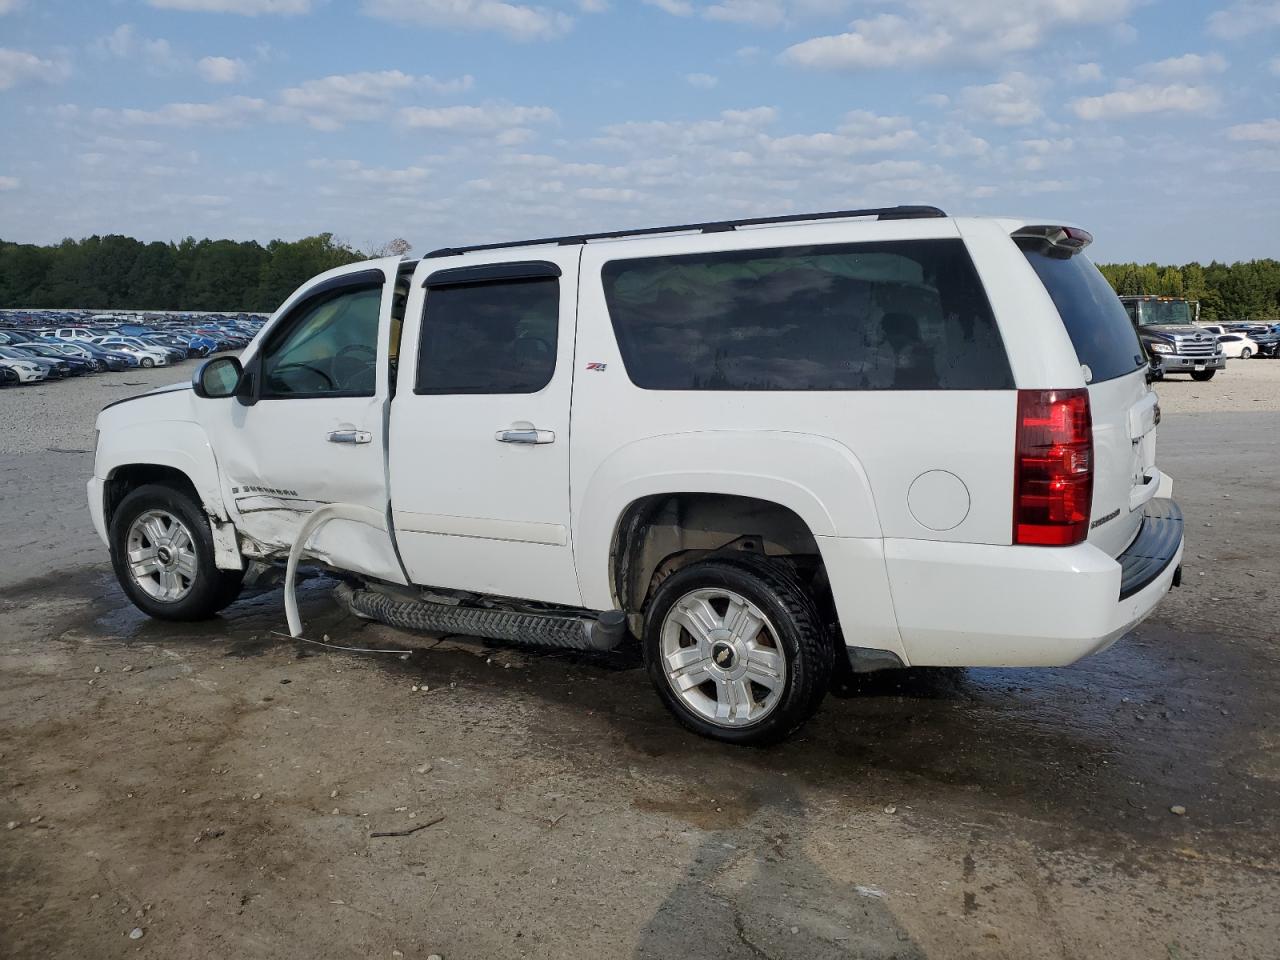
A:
[495, 428, 555, 444]
[327, 429, 372, 444]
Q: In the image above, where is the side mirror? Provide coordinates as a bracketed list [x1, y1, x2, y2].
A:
[192, 356, 243, 398]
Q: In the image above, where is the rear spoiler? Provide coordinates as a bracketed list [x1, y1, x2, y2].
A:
[1012, 224, 1094, 259]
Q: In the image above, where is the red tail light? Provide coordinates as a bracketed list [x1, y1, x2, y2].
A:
[1013, 388, 1093, 546]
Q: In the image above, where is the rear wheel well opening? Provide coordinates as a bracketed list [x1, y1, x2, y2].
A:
[610, 493, 835, 626]
[104, 465, 202, 531]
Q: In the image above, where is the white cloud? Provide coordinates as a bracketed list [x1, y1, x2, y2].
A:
[1226, 119, 1280, 142]
[279, 70, 472, 129]
[91, 25, 182, 72]
[1071, 83, 1220, 120]
[1069, 62, 1104, 83]
[160, 193, 232, 207]
[934, 124, 989, 157]
[0, 175, 19, 190]
[146, 0, 311, 13]
[958, 72, 1043, 126]
[361, 0, 573, 40]
[198, 56, 250, 83]
[1137, 52, 1228, 79]
[686, 72, 718, 88]
[398, 103, 558, 133]
[310, 158, 435, 188]
[782, 14, 950, 69]
[0, 47, 69, 90]
[597, 106, 778, 149]
[705, 0, 786, 26]
[578, 186, 642, 202]
[1207, 0, 1280, 39]
[94, 96, 270, 127]
[782, 0, 1139, 69]
[0, 0, 25, 14]
[644, 0, 694, 14]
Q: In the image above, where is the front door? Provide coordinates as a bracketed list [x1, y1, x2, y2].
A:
[389, 251, 581, 605]
[200, 258, 406, 583]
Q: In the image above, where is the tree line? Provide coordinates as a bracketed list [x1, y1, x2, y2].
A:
[0, 234, 394, 314]
[1, 232, 1277, 321]
[1096, 259, 1280, 322]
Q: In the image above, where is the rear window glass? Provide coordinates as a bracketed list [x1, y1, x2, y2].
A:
[416, 278, 558, 395]
[1017, 242, 1146, 384]
[601, 239, 1013, 391]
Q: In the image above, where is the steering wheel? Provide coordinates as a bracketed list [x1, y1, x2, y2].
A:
[269, 362, 334, 392]
[331, 343, 378, 389]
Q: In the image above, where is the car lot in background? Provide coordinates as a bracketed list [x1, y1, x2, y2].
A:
[0, 309, 267, 386]
[1217, 333, 1260, 359]
[0, 356, 47, 384]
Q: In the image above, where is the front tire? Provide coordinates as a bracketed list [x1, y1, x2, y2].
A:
[1191, 369, 1216, 381]
[140, 356, 154, 368]
[1241, 348, 1252, 359]
[109, 483, 244, 621]
[643, 555, 832, 745]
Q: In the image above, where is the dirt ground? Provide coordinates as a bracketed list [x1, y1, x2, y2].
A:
[2, 360, 1279, 960]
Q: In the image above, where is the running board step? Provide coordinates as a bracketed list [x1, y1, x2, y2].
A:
[335, 583, 628, 652]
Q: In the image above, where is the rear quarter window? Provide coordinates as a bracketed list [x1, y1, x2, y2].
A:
[601, 238, 1013, 391]
[1017, 241, 1146, 384]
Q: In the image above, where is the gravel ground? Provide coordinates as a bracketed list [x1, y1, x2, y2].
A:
[1149, 356, 1280, 414]
[0, 363, 189, 457]
[2, 354, 1278, 960]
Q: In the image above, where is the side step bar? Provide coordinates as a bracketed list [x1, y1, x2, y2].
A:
[335, 583, 628, 652]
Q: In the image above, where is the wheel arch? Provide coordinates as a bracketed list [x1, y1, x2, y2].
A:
[97, 419, 242, 570]
[609, 492, 826, 615]
[574, 430, 883, 610]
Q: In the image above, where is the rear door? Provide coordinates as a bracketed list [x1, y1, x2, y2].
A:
[1016, 240, 1157, 557]
[388, 251, 582, 605]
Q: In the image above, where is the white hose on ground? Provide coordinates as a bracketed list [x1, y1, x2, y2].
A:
[284, 503, 390, 638]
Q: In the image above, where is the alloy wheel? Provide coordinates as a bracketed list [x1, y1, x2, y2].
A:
[125, 509, 198, 602]
[659, 587, 787, 727]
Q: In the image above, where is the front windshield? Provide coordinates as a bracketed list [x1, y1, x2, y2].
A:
[1136, 300, 1193, 326]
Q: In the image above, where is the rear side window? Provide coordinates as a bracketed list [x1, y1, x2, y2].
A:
[416, 278, 558, 394]
[1017, 242, 1146, 384]
[601, 239, 1012, 391]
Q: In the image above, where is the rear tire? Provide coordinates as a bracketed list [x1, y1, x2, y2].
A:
[643, 554, 833, 745]
[1191, 369, 1216, 381]
[1241, 348, 1252, 359]
[109, 483, 244, 621]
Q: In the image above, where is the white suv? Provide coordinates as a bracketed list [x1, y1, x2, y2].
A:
[88, 206, 1184, 744]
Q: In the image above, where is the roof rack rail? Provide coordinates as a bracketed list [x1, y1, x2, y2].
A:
[425, 204, 947, 258]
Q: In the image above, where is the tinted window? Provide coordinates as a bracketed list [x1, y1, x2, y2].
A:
[601, 239, 1011, 391]
[261, 285, 382, 398]
[1018, 242, 1146, 384]
[416, 278, 558, 394]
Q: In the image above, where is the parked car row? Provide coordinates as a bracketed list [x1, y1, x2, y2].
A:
[1194, 323, 1280, 360]
[0, 311, 265, 387]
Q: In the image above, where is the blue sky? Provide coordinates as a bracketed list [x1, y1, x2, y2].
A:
[1, 0, 1277, 263]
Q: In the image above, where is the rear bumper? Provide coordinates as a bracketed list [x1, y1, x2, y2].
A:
[880, 499, 1184, 667]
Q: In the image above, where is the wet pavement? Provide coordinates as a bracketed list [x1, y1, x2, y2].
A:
[2, 403, 1279, 958]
